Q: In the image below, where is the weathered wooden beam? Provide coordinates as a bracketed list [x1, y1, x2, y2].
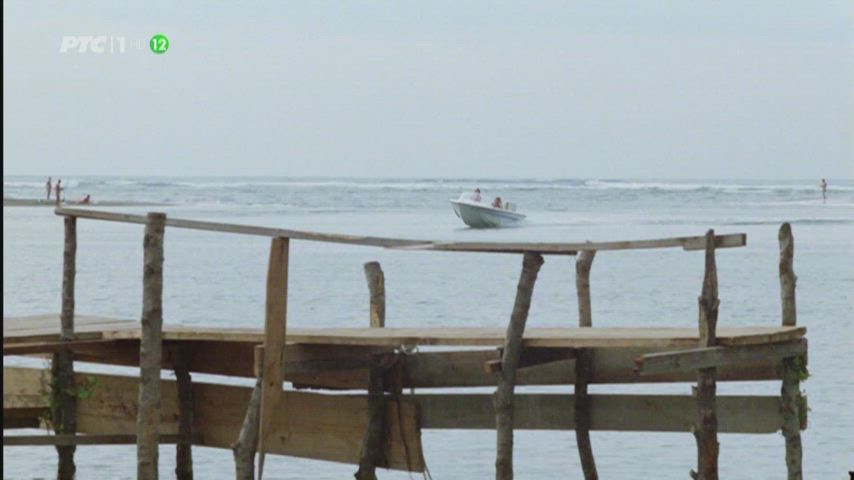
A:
[4, 339, 123, 356]
[138, 212, 166, 480]
[496, 252, 544, 480]
[415, 393, 790, 433]
[258, 237, 289, 480]
[54, 207, 746, 254]
[4, 434, 198, 446]
[3, 407, 47, 429]
[574, 249, 598, 480]
[54, 214, 77, 480]
[692, 230, 719, 480]
[779, 223, 803, 480]
[635, 340, 807, 375]
[4, 366, 799, 436]
[7, 366, 426, 471]
[364, 262, 385, 328]
[392, 233, 746, 254]
[484, 347, 575, 373]
[172, 350, 194, 480]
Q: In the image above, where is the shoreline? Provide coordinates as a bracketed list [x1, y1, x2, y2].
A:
[3, 198, 170, 207]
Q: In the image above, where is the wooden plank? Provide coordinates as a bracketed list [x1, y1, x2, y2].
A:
[414, 393, 788, 434]
[9, 339, 784, 388]
[391, 233, 746, 254]
[6, 315, 806, 349]
[4, 339, 125, 355]
[258, 326, 807, 349]
[484, 347, 575, 373]
[54, 207, 746, 254]
[54, 207, 422, 248]
[4, 409, 45, 429]
[3, 434, 196, 447]
[636, 340, 807, 375]
[4, 367, 424, 472]
[258, 237, 289, 479]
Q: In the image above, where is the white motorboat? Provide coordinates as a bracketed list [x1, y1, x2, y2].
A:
[450, 193, 525, 228]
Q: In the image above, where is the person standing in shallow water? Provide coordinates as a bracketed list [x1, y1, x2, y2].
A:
[54, 179, 62, 205]
[45, 177, 52, 201]
[820, 178, 828, 202]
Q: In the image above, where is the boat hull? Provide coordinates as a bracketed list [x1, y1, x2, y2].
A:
[450, 200, 525, 228]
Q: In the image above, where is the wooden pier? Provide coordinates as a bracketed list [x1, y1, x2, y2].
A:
[3, 207, 807, 480]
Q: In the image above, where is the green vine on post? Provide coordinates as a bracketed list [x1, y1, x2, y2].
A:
[39, 361, 99, 433]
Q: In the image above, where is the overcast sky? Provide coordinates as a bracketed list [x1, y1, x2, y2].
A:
[3, 1, 852, 179]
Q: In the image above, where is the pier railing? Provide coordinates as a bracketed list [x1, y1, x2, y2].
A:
[2, 207, 805, 480]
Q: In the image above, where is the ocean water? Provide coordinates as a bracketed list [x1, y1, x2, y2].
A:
[3, 177, 853, 479]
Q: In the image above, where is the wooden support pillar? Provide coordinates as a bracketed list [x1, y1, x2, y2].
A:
[364, 262, 385, 328]
[172, 349, 194, 480]
[495, 252, 544, 480]
[691, 230, 719, 480]
[355, 361, 388, 480]
[779, 223, 803, 480]
[53, 215, 77, 480]
[257, 237, 290, 480]
[355, 272, 389, 480]
[137, 212, 166, 480]
[574, 250, 598, 480]
[233, 368, 263, 480]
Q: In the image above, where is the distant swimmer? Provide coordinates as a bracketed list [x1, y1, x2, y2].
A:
[46, 177, 52, 201]
[80, 194, 91, 205]
[820, 178, 827, 202]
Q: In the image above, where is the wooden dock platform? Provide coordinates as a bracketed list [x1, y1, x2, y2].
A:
[4, 314, 806, 348]
[3, 208, 808, 480]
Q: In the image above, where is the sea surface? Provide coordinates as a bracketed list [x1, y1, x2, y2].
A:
[4, 177, 853, 479]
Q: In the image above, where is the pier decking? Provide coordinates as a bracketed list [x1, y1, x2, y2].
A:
[3, 208, 807, 480]
[4, 314, 806, 348]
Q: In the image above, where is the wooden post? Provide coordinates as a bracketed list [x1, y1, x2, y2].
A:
[364, 262, 385, 328]
[779, 223, 803, 480]
[233, 368, 263, 480]
[137, 212, 166, 480]
[257, 237, 290, 480]
[355, 267, 389, 480]
[53, 215, 77, 480]
[691, 230, 719, 480]
[574, 250, 598, 480]
[355, 361, 388, 480]
[495, 252, 544, 480]
[172, 349, 194, 480]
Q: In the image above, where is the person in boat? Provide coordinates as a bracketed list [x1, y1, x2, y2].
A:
[80, 194, 91, 205]
[472, 188, 482, 202]
[492, 196, 503, 209]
